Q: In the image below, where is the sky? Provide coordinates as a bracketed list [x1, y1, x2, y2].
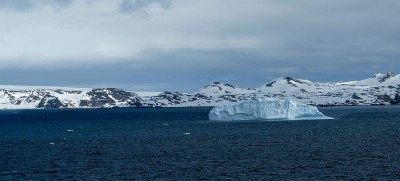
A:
[0, 0, 399, 92]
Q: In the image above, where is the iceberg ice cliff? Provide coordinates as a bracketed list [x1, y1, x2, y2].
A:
[209, 98, 333, 121]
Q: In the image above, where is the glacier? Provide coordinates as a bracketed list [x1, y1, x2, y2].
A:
[209, 98, 333, 121]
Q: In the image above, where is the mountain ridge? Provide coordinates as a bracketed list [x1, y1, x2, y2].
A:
[1, 72, 399, 109]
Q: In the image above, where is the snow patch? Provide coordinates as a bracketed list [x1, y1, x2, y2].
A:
[134, 91, 163, 97]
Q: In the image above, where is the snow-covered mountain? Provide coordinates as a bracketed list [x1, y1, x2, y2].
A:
[0, 88, 142, 109]
[1, 72, 400, 109]
[142, 72, 400, 107]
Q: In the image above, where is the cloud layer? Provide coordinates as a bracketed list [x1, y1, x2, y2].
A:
[0, 0, 399, 91]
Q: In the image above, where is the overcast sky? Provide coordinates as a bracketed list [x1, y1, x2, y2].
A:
[0, 0, 399, 91]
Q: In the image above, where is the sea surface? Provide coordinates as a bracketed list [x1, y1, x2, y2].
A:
[0, 106, 399, 180]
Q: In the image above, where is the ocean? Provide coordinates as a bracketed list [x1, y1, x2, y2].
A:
[0, 106, 399, 180]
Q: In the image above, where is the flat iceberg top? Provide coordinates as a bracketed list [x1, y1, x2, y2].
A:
[209, 98, 333, 121]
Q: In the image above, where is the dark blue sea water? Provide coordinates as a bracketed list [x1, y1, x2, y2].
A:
[0, 106, 400, 180]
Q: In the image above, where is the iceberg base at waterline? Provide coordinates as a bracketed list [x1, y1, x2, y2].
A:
[209, 98, 333, 121]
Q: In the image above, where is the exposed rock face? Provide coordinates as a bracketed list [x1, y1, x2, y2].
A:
[377, 94, 392, 102]
[373, 72, 396, 82]
[79, 88, 141, 107]
[352, 93, 362, 100]
[37, 96, 63, 109]
[390, 94, 400, 105]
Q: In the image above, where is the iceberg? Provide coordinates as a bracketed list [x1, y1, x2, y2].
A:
[209, 98, 333, 121]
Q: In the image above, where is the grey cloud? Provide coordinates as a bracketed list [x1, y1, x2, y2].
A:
[0, 0, 33, 12]
[2, 46, 400, 92]
[0, 0, 399, 91]
[0, 0, 71, 12]
[51, 0, 71, 7]
[119, 0, 171, 13]
[116, 48, 400, 90]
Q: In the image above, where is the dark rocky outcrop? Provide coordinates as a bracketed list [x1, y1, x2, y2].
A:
[79, 88, 142, 107]
[153, 91, 186, 105]
[390, 94, 400, 105]
[373, 72, 395, 82]
[377, 94, 392, 102]
[352, 93, 362, 99]
[37, 96, 63, 109]
[265, 81, 276, 87]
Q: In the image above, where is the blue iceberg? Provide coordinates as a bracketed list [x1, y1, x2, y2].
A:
[209, 98, 333, 121]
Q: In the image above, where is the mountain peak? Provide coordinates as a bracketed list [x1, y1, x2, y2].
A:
[198, 82, 250, 95]
[206, 82, 235, 89]
[372, 72, 396, 82]
[283, 77, 294, 81]
[281, 76, 311, 85]
[263, 76, 313, 88]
